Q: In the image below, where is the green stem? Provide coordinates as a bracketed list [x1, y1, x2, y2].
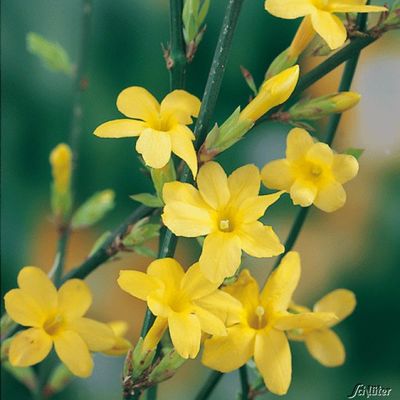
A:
[239, 365, 250, 400]
[49, 228, 70, 286]
[169, 0, 186, 89]
[194, 372, 223, 400]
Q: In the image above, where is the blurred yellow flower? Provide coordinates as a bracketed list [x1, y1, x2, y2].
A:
[202, 252, 337, 395]
[4, 267, 115, 377]
[162, 162, 284, 284]
[103, 321, 132, 356]
[49, 143, 72, 194]
[265, 0, 386, 49]
[289, 288, 356, 366]
[239, 65, 299, 122]
[94, 87, 201, 177]
[261, 128, 359, 212]
[117, 258, 241, 359]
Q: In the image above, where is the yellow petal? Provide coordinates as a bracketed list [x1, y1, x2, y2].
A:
[311, 10, 347, 50]
[103, 336, 132, 356]
[197, 162, 230, 210]
[142, 317, 168, 352]
[329, 2, 387, 13]
[224, 269, 260, 314]
[313, 289, 356, 325]
[274, 311, 338, 330]
[305, 328, 345, 367]
[162, 201, 214, 237]
[160, 90, 201, 125]
[147, 293, 170, 317]
[58, 279, 92, 320]
[4, 289, 46, 327]
[17, 266, 58, 315]
[199, 232, 242, 284]
[9, 328, 52, 367]
[332, 154, 359, 184]
[168, 312, 201, 359]
[181, 263, 219, 300]
[117, 270, 161, 300]
[93, 119, 147, 138]
[265, 0, 315, 19]
[116, 86, 160, 123]
[286, 128, 314, 161]
[314, 181, 346, 212]
[169, 125, 198, 178]
[238, 222, 284, 258]
[261, 251, 301, 313]
[227, 164, 260, 207]
[147, 258, 184, 291]
[254, 329, 291, 395]
[306, 142, 334, 166]
[68, 317, 116, 351]
[136, 128, 172, 169]
[54, 330, 93, 377]
[238, 191, 283, 223]
[202, 325, 255, 372]
[108, 320, 128, 337]
[194, 307, 227, 336]
[290, 179, 317, 207]
[261, 159, 294, 191]
[163, 181, 205, 206]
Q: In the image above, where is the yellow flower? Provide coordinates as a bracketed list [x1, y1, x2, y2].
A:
[261, 128, 359, 212]
[162, 162, 284, 284]
[202, 252, 337, 395]
[103, 321, 132, 356]
[93, 87, 201, 177]
[265, 0, 386, 50]
[117, 258, 241, 359]
[49, 143, 72, 194]
[289, 289, 356, 367]
[4, 267, 115, 377]
[239, 65, 300, 122]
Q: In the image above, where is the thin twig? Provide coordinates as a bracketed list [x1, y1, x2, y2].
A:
[194, 372, 223, 400]
[239, 365, 250, 400]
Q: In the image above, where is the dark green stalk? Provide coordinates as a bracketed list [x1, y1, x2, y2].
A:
[239, 365, 250, 400]
[194, 372, 223, 400]
[50, 228, 70, 286]
[169, 0, 186, 89]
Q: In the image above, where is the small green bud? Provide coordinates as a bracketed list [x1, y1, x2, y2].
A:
[130, 193, 163, 208]
[27, 32, 73, 76]
[265, 48, 298, 80]
[148, 348, 186, 384]
[150, 159, 176, 201]
[288, 92, 361, 121]
[129, 337, 156, 380]
[71, 190, 115, 229]
[43, 363, 74, 397]
[88, 231, 112, 256]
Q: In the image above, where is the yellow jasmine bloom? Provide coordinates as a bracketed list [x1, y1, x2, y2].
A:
[261, 128, 359, 212]
[94, 87, 201, 177]
[202, 252, 337, 395]
[4, 267, 115, 377]
[289, 289, 356, 366]
[162, 162, 284, 284]
[49, 143, 72, 194]
[265, 0, 386, 50]
[117, 258, 241, 359]
[103, 321, 132, 356]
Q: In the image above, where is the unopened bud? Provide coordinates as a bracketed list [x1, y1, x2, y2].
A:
[288, 92, 361, 121]
[150, 159, 176, 201]
[240, 66, 258, 96]
[265, 49, 298, 80]
[43, 363, 73, 397]
[129, 337, 156, 380]
[122, 218, 160, 252]
[148, 348, 186, 384]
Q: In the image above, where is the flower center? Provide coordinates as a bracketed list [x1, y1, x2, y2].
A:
[219, 219, 232, 232]
[310, 165, 322, 177]
[247, 305, 268, 330]
[43, 314, 65, 336]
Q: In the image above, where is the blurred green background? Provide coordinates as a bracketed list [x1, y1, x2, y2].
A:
[1, 0, 399, 399]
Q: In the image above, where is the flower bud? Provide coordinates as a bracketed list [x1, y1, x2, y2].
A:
[49, 143, 73, 220]
[150, 159, 176, 201]
[148, 348, 186, 384]
[127, 337, 156, 380]
[43, 364, 73, 397]
[265, 48, 299, 80]
[288, 92, 361, 121]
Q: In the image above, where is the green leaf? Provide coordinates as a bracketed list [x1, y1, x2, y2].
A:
[133, 245, 157, 258]
[198, 0, 211, 27]
[88, 231, 112, 256]
[345, 147, 365, 159]
[123, 220, 160, 247]
[71, 190, 115, 229]
[26, 32, 73, 76]
[130, 193, 163, 208]
[43, 363, 73, 397]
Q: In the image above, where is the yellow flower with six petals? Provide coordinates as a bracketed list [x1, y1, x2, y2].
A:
[94, 87, 201, 177]
[4, 267, 115, 377]
[117, 258, 241, 359]
[162, 162, 284, 284]
[289, 288, 356, 366]
[265, 0, 386, 50]
[261, 128, 359, 212]
[202, 252, 338, 395]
